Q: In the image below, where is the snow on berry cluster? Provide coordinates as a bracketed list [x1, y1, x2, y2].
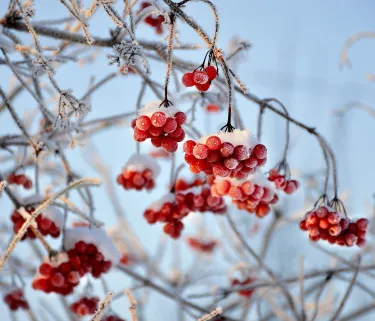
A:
[32, 228, 120, 295]
[183, 130, 267, 178]
[3, 289, 29, 311]
[116, 154, 160, 191]
[132, 101, 187, 153]
[70, 296, 99, 316]
[231, 277, 255, 297]
[268, 169, 299, 195]
[182, 66, 218, 92]
[11, 206, 63, 240]
[144, 186, 226, 239]
[210, 173, 278, 218]
[187, 237, 217, 253]
[7, 173, 32, 189]
[137, 2, 165, 34]
[300, 205, 369, 247]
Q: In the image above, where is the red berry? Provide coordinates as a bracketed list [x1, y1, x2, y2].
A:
[216, 180, 230, 194]
[163, 117, 178, 133]
[183, 140, 196, 155]
[256, 204, 270, 217]
[206, 136, 222, 151]
[193, 144, 209, 159]
[195, 82, 210, 92]
[51, 273, 65, 287]
[182, 73, 195, 87]
[205, 66, 217, 80]
[136, 115, 151, 131]
[220, 142, 234, 157]
[75, 241, 87, 253]
[212, 163, 230, 177]
[300, 220, 308, 231]
[193, 70, 209, 84]
[224, 157, 239, 170]
[149, 125, 163, 136]
[174, 111, 186, 125]
[39, 263, 53, 276]
[151, 112, 167, 127]
[133, 127, 148, 142]
[356, 218, 369, 231]
[253, 144, 267, 159]
[161, 137, 178, 153]
[234, 145, 249, 161]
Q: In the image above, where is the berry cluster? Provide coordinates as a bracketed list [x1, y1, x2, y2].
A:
[211, 175, 278, 217]
[137, 2, 165, 34]
[176, 185, 227, 214]
[268, 169, 299, 195]
[117, 154, 160, 191]
[103, 315, 125, 321]
[231, 277, 255, 297]
[132, 101, 186, 153]
[144, 194, 189, 239]
[300, 205, 369, 247]
[70, 296, 99, 316]
[7, 173, 32, 189]
[183, 130, 267, 178]
[187, 237, 217, 253]
[182, 66, 218, 92]
[174, 175, 205, 192]
[11, 207, 61, 240]
[3, 289, 29, 311]
[33, 228, 119, 296]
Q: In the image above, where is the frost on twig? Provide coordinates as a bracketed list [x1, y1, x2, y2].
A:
[125, 289, 138, 321]
[31, 54, 56, 77]
[197, 307, 222, 321]
[91, 292, 114, 321]
[55, 90, 91, 128]
[107, 40, 150, 74]
[0, 181, 6, 197]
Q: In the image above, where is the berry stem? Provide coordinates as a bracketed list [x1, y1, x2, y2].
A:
[161, 12, 176, 108]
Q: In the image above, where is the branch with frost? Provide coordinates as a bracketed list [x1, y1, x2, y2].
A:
[0, 177, 101, 271]
[107, 40, 150, 74]
[197, 307, 222, 321]
[0, 180, 6, 197]
[125, 289, 138, 321]
[333, 101, 375, 119]
[91, 292, 114, 321]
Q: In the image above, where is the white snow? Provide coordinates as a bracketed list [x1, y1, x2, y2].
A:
[43, 207, 64, 229]
[63, 227, 121, 264]
[147, 193, 175, 211]
[197, 129, 258, 149]
[124, 153, 161, 176]
[138, 100, 179, 118]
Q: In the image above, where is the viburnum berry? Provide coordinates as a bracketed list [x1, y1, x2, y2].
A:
[137, 2, 165, 34]
[193, 70, 209, 85]
[268, 168, 300, 195]
[211, 174, 277, 217]
[205, 65, 218, 81]
[299, 204, 369, 247]
[11, 206, 63, 240]
[102, 315, 125, 321]
[3, 289, 29, 311]
[206, 104, 221, 112]
[174, 175, 205, 192]
[231, 277, 255, 297]
[182, 72, 195, 87]
[117, 154, 160, 191]
[132, 101, 187, 153]
[7, 172, 33, 190]
[183, 130, 267, 179]
[187, 237, 217, 253]
[70, 296, 99, 316]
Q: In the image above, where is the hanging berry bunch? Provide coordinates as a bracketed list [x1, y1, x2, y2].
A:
[300, 197, 369, 247]
[11, 206, 63, 241]
[132, 101, 187, 153]
[7, 172, 32, 189]
[3, 289, 29, 311]
[182, 49, 218, 92]
[268, 166, 300, 195]
[70, 296, 99, 316]
[137, 2, 165, 35]
[211, 173, 278, 217]
[183, 130, 267, 178]
[116, 154, 160, 191]
[143, 193, 189, 239]
[231, 277, 255, 298]
[187, 237, 217, 254]
[32, 228, 120, 295]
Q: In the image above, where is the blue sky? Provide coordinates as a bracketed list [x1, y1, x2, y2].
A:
[1, 0, 375, 320]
